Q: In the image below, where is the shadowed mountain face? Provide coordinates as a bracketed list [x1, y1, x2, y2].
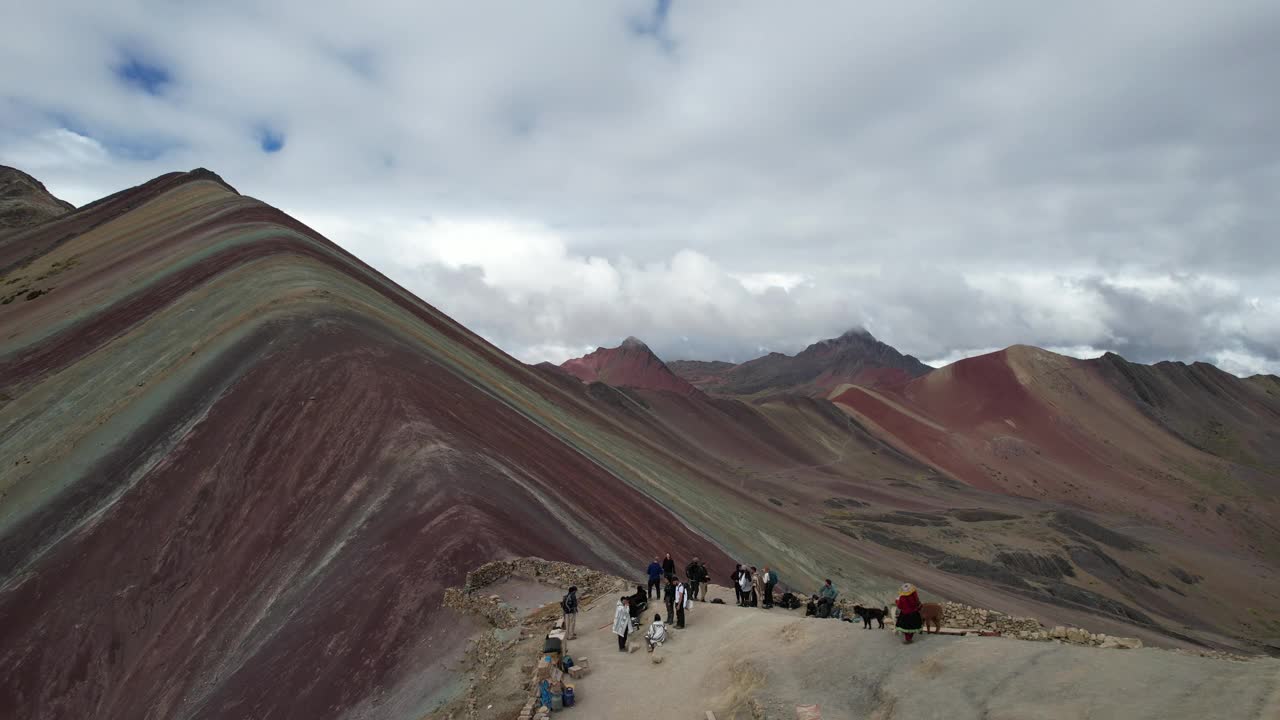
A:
[669, 329, 933, 396]
[3, 169, 1279, 720]
[0, 166, 75, 239]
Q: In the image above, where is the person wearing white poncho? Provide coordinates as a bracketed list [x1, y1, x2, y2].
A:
[644, 614, 667, 652]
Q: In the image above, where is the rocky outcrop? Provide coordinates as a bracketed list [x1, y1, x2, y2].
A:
[0, 165, 75, 236]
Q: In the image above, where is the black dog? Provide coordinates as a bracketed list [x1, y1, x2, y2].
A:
[852, 604, 889, 629]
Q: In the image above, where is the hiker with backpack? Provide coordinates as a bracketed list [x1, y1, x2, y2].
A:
[696, 559, 710, 601]
[737, 566, 753, 606]
[686, 557, 703, 601]
[561, 586, 579, 639]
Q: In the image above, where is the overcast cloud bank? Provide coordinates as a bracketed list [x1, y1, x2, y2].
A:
[3, 1, 1278, 374]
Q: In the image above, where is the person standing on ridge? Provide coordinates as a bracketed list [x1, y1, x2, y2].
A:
[561, 585, 579, 639]
[686, 557, 703, 601]
[750, 566, 762, 608]
[737, 566, 753, 606]
[762, 566, 777, 609]
[697, 559, 711, 601]
[613, 597, 631, 651]
[895, 583, 924, 644]
[731, 564, 744, 605]
[662, 552, 676, 579]
[664, 574, 678, 626]
[647, 557, 663, 599]
[674, 579, 690, 628]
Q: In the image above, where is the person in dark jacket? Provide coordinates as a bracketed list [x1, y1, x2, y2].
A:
[696, 559, 710, 601]
[663, 575, 678, 625]
[661, 553, 676, 579]
[674, 581, 690, 628]
[731, 564, 743, 605]
[629, 584, 648, 628]
[762, 566, 777, 609]
[647, 557, 663, 599]
[686, 557, 703, 601]
[561, 586, 579, 639]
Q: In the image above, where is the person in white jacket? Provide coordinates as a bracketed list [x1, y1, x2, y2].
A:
[737, 568, 753, 607]
[644, 614, 667, 652]
[674, 581, 690, 628]
[613, 597, 631, 651]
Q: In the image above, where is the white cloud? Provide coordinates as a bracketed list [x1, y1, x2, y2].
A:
[2, 0, 1278, 374]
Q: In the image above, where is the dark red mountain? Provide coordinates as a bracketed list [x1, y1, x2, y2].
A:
[559, 337, 700, 395]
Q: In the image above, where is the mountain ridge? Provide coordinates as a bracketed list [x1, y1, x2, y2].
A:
[663, 327, 932, 396]
[4, 166, 1280, 720]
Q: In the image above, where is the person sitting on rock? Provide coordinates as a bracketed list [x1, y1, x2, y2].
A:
[895, 583, 924, 644]
[644, 613, 667, 652]
[805, 594, 819, 617]
[629, 585, 648, 629]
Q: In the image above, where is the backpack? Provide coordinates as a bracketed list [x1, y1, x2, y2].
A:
[561, 593, 575, 614]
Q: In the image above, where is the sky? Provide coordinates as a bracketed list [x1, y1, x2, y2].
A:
[3, 1, 1279, 374]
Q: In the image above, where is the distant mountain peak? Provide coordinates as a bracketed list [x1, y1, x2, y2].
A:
[669, 328, 931, 395]
[560, 337, 698, 396]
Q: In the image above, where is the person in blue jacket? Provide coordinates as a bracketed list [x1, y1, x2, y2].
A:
[647, 557, 663, 599]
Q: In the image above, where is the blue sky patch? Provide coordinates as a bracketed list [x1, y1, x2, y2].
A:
[115, 53, 172, 96]
[629, 0, 672, 37]
[257, 126, 286, 153]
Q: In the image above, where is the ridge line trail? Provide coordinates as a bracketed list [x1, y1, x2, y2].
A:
[554, 583, 1280, 720]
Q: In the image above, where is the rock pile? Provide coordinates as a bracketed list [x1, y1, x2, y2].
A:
[936, 601, 1043, 636]
[461, 557, 624, 599]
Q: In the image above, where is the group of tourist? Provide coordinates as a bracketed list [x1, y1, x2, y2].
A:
[730, 564, 780, 608]
[560, 553, 932, 653]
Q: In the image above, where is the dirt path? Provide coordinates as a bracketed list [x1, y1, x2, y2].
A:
[556, 584, 1280, 719]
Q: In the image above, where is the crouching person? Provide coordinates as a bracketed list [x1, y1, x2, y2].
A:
[645, 614, 668, 652]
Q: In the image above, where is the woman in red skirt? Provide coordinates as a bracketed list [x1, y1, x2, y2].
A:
[895, 583, 924, 644]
